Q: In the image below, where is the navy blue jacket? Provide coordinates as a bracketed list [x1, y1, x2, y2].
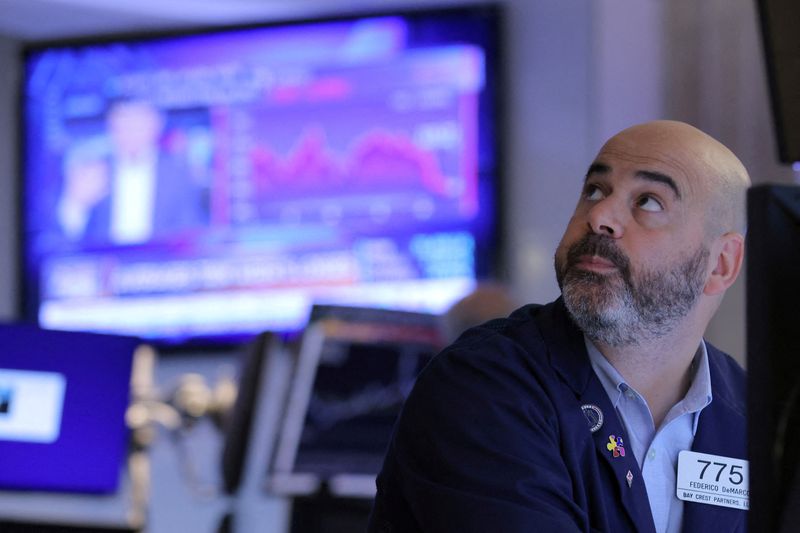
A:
[369, 300, 747, 532]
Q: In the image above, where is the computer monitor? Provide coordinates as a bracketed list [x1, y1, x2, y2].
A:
[220, 331, 286, 495]
[746, 184, 800, 531]
[757, 0, 800, 164]
[266, 305, 442, 498]
[0, 325, 138, 493]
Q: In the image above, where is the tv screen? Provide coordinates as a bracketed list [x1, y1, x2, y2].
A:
[20, 6, 502, 345]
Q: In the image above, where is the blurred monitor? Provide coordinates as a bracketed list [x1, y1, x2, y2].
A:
[746, 184, 800, 532]
[0, 325, 137, 493]
[266, 305, 443, 498]
[20, 5, 502, 347]
[220, 331, 291, 496]
[757, 0, 800, 164]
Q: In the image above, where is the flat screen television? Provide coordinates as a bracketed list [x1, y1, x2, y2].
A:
[757, 0, 800, 164]
[20, 5, 502, 346]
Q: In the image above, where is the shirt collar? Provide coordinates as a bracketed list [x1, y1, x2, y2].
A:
[585, 337, 626, 407]
[585, 336, 713, 434]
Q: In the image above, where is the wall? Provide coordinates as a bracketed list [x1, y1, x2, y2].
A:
[502, 0, 593, 300]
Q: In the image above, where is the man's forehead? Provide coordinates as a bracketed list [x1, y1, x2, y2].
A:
[596, 121, 733, 181]
[591, 132, 710, 194]
[598, 128, 696, 161]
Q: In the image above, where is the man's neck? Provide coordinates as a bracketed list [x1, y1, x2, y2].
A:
[592, 325, 703, 428]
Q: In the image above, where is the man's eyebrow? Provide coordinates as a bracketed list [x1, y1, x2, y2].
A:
[585, 163, 609, 179]
[584, 163, 682, 200]
[636, 170, 681, 199]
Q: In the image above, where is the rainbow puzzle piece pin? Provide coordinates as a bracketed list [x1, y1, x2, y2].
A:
[606, 435, 625, 458]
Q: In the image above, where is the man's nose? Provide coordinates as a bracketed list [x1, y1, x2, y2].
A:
[586, 198, 624, 237]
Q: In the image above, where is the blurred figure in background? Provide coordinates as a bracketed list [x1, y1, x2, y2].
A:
[440, 282, 519, 343]
[57, 99, 207, 245]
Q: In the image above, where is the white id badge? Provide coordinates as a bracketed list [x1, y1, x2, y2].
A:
[676, 450, 749, 510]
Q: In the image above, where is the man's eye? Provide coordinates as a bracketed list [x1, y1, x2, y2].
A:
[637, 195, 663, 212]
[584, 184, 605, 201]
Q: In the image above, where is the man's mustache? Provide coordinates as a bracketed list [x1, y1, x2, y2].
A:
[565, 234, 631, 278]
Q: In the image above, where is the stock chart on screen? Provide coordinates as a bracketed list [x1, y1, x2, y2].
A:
[21, 7, 501, 344]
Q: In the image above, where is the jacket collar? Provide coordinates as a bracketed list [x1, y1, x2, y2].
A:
[520, 299, 657, 532]
[528, 298, 596, 396]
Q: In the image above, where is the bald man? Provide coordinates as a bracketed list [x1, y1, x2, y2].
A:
[368, 121, 751, 533]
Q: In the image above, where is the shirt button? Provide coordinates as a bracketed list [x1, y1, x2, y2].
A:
[648, 449, 657, 460]
[626, 390, 636, 400]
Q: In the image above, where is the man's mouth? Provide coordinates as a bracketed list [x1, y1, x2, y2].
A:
[571, 254, 618, 274]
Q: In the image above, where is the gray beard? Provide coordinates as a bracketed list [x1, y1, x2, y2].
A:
[556, 235, 709, 347]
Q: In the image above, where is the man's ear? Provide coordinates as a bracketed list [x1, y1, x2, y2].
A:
[704, 232, 745, 295]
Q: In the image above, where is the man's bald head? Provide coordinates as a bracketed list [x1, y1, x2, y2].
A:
[555, 120, 751, 348]
[600, 120, 751, 237]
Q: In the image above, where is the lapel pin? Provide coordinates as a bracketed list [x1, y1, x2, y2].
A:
[606, 435, 625, 458]
[626, 470, 633, 488]
[581, 404, 604, 433]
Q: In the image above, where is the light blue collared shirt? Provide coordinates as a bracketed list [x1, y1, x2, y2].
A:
[586, 337, 713, 533]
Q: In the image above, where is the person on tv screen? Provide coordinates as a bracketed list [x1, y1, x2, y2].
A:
[369, 120, 751, 532]
[57, 98, 207, 245]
